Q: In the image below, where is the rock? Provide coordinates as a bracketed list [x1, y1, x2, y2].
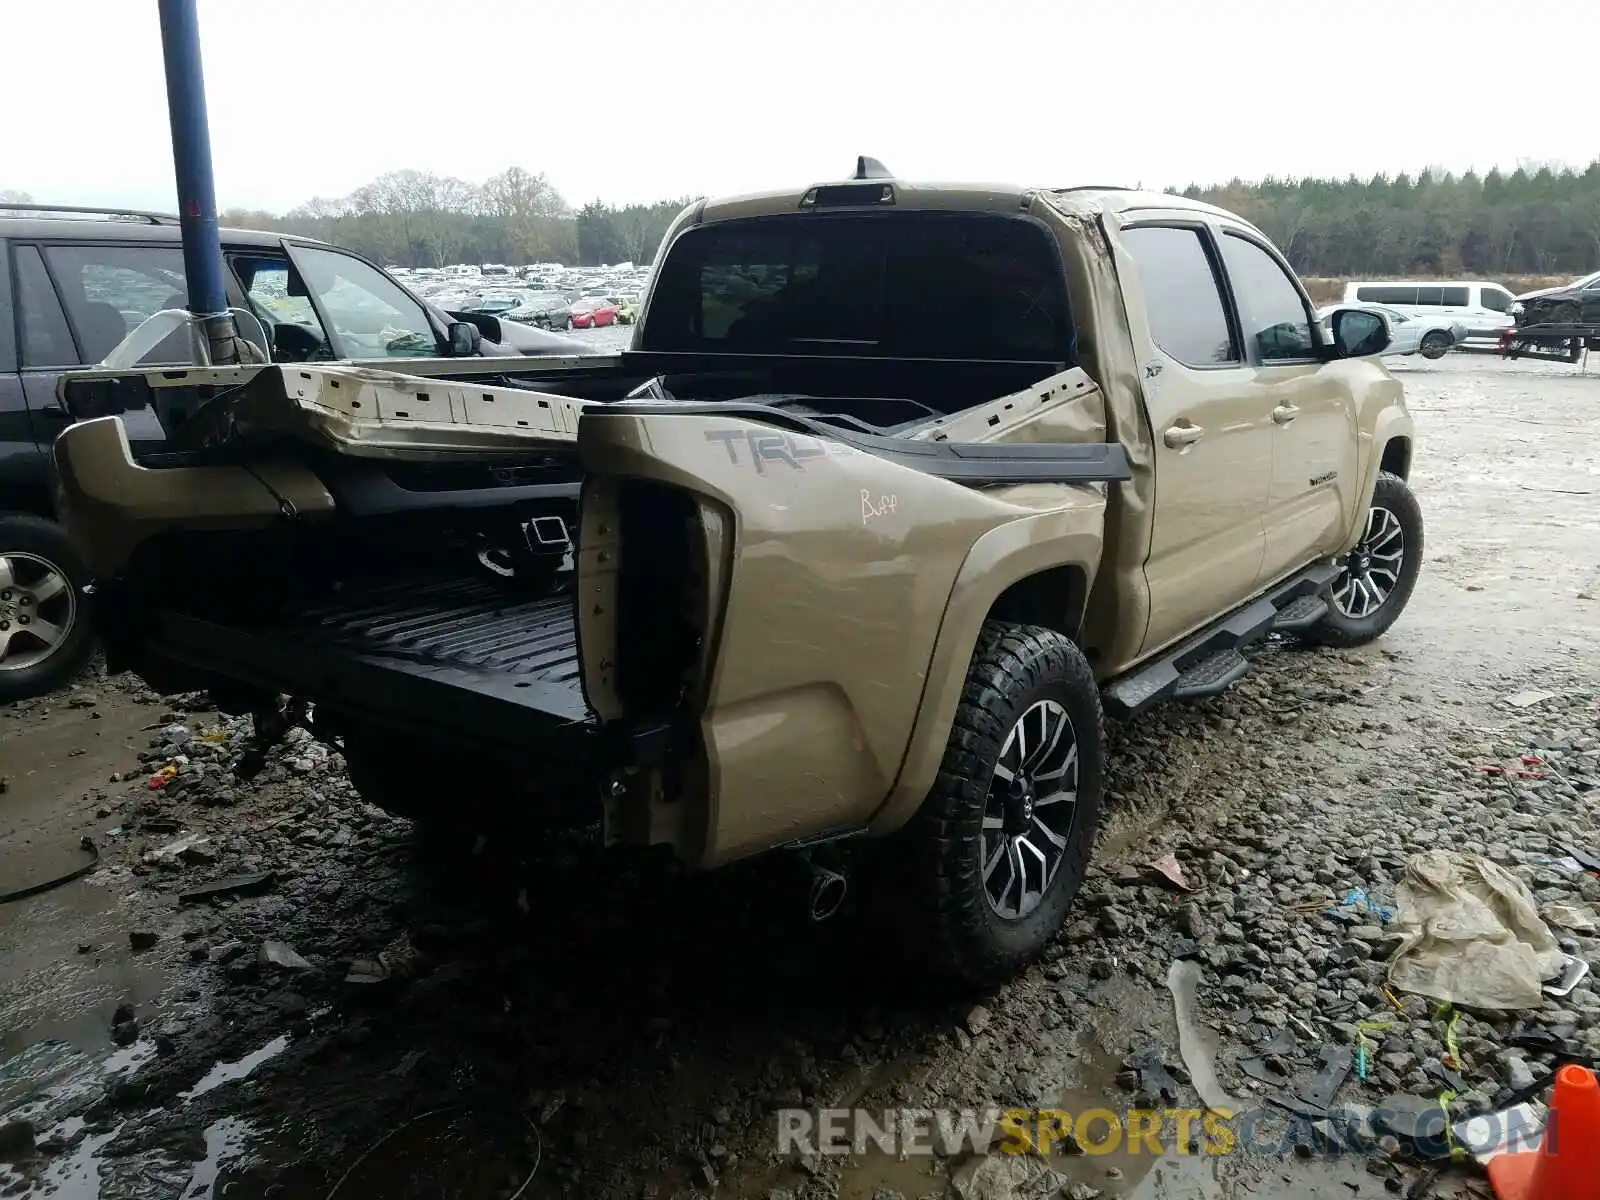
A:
[0, 1118, 36, 1161]
[1505, 1056, 1538, 1092]
[111, 1020, 139, 1046]
[1348, 925, 1385, 942]
[966, 1006, 993, 1036]
[1175, 903, 1204, 938]
[1096, 908, 1129, 937]
[1065, 1186, 1102, 1200]
[951, 1153, 1051, 1200]
[112, 1001, 136, 1026]
[129, 930, 159, 952]
[212, 940, 246, 964]
[1088, 957, 1114, 981]
[258, 940, 313, 970]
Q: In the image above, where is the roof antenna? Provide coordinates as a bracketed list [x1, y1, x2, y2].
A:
[852, 156, 892, 180]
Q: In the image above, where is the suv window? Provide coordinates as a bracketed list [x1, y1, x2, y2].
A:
[1481, 288, 1511, 313]
[232, 256, 334, 362]
[1414, 286, 1443, 305]
[14, 245, 77, 367]
[289, 245, 439, 359]
[42, 244, 190, 363]
[1358, 286, 1418, 305]
[1441, 286, 1470, 305]
[1120, 226, 1239, 366]
[1217, 234, 1315, 361]
[640, 212, 1072, 361]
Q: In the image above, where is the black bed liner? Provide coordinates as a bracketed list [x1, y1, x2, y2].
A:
[139, 577, 594, 753]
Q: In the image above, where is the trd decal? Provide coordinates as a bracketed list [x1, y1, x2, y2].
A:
[704, 429, 856, 473]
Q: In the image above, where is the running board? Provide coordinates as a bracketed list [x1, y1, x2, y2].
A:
[1102, 560, 1341, 719]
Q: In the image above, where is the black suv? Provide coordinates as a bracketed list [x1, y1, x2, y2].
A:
[0, 205, 584, 701]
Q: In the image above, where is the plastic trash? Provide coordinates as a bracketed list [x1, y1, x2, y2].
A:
[1387, 851, 1565, 1010]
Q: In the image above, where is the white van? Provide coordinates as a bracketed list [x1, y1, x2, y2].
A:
[1341, 280, 1516, 341]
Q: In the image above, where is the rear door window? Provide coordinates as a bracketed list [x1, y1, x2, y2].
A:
[1414, 286, 1443, 306]
[1441, 286, 1470, 306]
[41, 243, 190, 363]
[13, 245, 78, 367]
[1216, 233, 1316, 362]
[1120, 226, 1239, 366]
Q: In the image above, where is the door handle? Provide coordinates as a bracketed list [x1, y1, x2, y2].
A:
[1163, 422, 1205, 449]
[1272, 404, 1300, 425]
[39, 405, 70, 419]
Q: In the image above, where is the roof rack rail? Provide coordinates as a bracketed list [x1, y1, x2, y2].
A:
[0, 203, 179, 225]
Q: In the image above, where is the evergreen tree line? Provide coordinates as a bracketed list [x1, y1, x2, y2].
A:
[1178, 160, 1600, 278]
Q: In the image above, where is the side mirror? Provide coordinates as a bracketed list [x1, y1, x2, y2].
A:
[447, 320, 481, 357]
[1329, 308, 1390, 358]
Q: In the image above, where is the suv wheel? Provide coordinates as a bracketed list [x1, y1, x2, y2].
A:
[1419, 331, 1452, 360]
[0, 515, 95, 702]
[1304, 471, 1423, 648]
[897, 622, 1104, 985]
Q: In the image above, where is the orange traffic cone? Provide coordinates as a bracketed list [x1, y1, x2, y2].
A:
[1487, 1064, 1600, 1200]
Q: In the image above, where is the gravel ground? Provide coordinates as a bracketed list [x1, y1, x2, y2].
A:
[0, 352, 1597, 1200]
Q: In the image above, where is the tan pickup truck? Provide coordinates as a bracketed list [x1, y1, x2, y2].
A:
[52, 160, 1420, 984]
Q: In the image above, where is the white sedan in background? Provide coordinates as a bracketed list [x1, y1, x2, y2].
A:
[1318, 303, 1467, 360]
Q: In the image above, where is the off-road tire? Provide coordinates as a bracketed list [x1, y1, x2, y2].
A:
[1419, 331, 1451, 360]
[0, 514, 95, 703]
[1304, 471, 1423, 648]
[897, 622, 1104, 986]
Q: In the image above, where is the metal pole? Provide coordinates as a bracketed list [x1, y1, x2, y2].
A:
[156, 0, 238, 365]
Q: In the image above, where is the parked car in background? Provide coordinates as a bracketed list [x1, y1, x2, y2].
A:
[460, 291, 530, 317]
[1317, 303, 1465, 360]
[1512, 269, 1600, 325]
[0, 204, 586, 700]
[569, 297, 619, 328]
[1341, 280, 1515, 342]
[614, 294, 640, 324]
[505, 292, 574, 330]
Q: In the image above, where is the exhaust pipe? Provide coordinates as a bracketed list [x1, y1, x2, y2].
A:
[806, 858, 848, 922]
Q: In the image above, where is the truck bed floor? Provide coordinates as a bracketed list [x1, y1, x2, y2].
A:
[145, 576, 593, 750]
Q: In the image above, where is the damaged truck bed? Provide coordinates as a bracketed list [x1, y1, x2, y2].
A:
[58, 350, 1120, 776]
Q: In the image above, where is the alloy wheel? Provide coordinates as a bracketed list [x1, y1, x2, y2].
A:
[1332, 506, 1405, 619]
[0, 552, 76, 673]
[981, 698, 1080, 920]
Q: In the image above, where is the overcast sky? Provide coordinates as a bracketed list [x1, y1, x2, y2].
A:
[8, 0, 1595, 214]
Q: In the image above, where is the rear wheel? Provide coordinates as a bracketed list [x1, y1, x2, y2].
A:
[0, 515, 95, 703]
[1304, 471, 1423, 648]
[895, 622, 1104, 986]
[1419, 331, 1452, 360]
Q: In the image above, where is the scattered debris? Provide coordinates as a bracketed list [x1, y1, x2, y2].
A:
[178, 872, 276, 904]
[258, 940, 313, 971]
[1504, 690, 1556, 709]
[1144, 851, 1192, 891]
[0, 836, 99, 903]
